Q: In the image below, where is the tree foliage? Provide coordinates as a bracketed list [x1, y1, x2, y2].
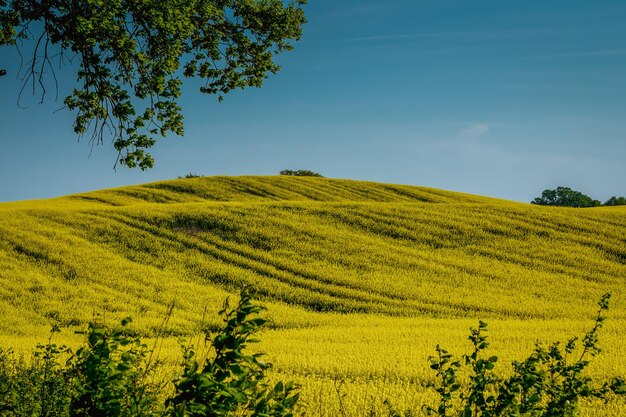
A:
[531, 187, 601, 208]
[0, 0, 306, 169]
[279, 169, 323, 177]
[603, 196, 626, 206]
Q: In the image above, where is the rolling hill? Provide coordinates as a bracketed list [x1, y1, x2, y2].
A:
[1, 176, 625, 415]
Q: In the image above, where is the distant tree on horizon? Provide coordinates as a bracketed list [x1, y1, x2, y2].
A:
[279, 169, 324, 177]
[604, 196, 626, 206]
[531, 186, 601, 208]
[177, 173, 202, 179]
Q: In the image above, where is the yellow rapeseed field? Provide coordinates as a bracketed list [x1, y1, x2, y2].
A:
[1, 176, 625, 416]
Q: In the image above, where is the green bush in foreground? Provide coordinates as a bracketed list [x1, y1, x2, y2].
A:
[0, 288, 299, 417]
[167, 290, 300, 416]
[1, 291, 624, 417]
[421, 293, 625, 417]
[0, 328, 73, 417]
[67, 317, 158, 417]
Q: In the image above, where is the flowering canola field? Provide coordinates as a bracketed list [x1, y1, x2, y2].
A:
[0, 176, 625, 415]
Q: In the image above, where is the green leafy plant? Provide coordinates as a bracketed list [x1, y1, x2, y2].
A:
[68, 317, 159, 417]
[423, 293, 626, 417]
[167, 287, 300, 416]
[0, 288, 299, 417]
[0, 326, 73, 417]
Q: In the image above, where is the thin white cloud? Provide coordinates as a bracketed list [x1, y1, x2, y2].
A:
[342, 27, 561, 43]
[528, 48, 626, 60]
[457, 123, 491, 141]
[323, 4, 382, 20]
[344, 30, 478, 43]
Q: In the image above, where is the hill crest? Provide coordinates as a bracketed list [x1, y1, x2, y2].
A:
[60, 176, 510, 207]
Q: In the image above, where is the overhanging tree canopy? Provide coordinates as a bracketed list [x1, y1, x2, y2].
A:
[0, 0, 306, 168]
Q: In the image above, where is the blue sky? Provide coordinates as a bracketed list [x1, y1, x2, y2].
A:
[1, 0, 625, 203]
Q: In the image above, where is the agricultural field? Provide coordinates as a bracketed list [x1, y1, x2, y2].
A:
[1, 175, 625, 416]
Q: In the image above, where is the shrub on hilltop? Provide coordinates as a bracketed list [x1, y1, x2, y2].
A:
[418, 293, 626, 417]
[279, 169, 324, 177]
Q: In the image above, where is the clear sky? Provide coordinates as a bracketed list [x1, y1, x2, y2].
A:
[1, 1, 625, 203]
